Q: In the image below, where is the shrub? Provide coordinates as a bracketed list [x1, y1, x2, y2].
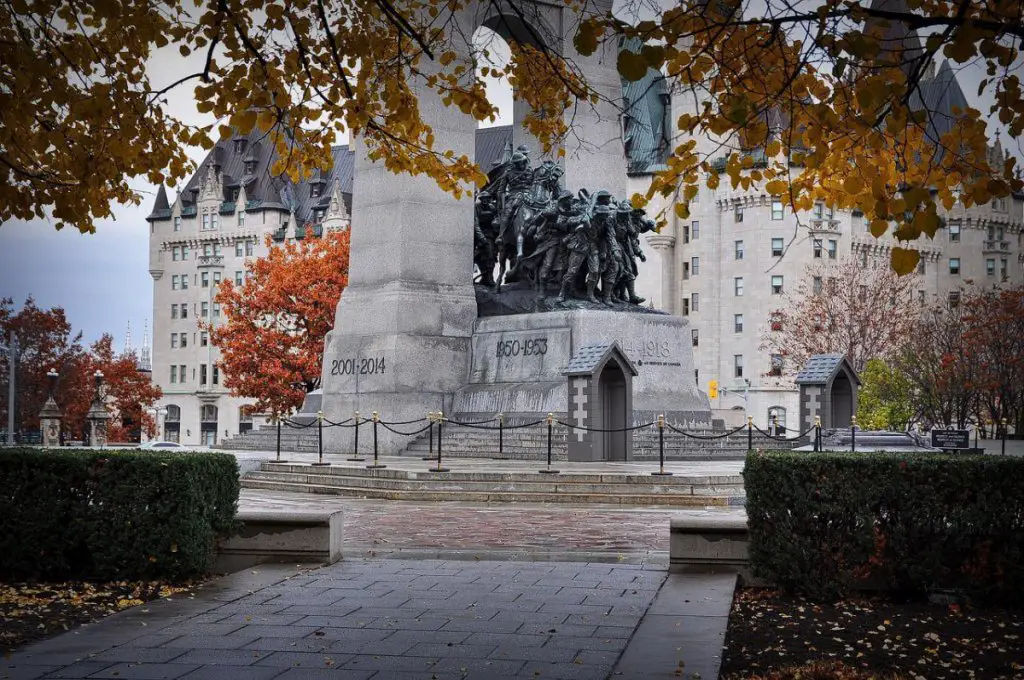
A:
[745, 451, 1024, 604]
[0, 448, 240, 582]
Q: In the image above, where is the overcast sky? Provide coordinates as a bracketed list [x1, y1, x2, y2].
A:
[0, 11, 1019, 347]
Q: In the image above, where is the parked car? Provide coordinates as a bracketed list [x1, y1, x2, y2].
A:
[138, 440, 193, 451]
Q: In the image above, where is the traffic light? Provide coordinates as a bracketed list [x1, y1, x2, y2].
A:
[708, 379, 718, 399]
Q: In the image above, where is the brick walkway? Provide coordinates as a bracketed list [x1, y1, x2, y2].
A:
[240, 490, 743, 562]
[3, 559, 670, 680]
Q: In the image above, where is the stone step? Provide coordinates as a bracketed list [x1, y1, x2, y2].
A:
[240, 478, 736, 507]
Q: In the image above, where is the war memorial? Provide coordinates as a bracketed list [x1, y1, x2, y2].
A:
[317, 3, 709, 460]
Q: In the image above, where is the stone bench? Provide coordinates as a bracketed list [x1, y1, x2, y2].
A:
[670, 514, 752, 579]
[216, 508, 343, 573]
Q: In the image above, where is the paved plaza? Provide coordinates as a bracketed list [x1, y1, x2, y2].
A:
[3, 558, 733, 680]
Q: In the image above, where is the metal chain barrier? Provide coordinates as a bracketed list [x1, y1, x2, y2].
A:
[665, 422, 748, 440]
[751, 422, 818, 442]
[555, 420, 655, 433]
[379, 420, 434, 437]
[445, 416, 499, 426]
[378, 416, 429, 426]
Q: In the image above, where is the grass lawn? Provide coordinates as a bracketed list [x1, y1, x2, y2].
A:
[721, 588, 1024, 679]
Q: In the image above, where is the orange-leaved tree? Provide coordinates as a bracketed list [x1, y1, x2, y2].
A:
[210, 228, 350, 418]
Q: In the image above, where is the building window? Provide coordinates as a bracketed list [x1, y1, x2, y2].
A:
[691, 257, 700, 275]
[170, 365, 177, 383]
[202, 213, 210, 230]
[734, 314, 744, 333]
[311, 183, 322, 198]
[813, 276, 823, 294]
[769, 354, 784, 376]
[987, 258, 996, 276]
[201, 302, 209, 318]
[180, 303, 188, 319]
[813, 202, 824, 219]
[213, 243, 222, 257]
[682, 262, 690, 280]
[1000, 258, 1008, 280]
[211, 213, 219, 230]
[238, 211, 246, 227]
[692, 293, 700, 312]
[735, 277, 744, 296]
[180, 332, 187, 348]
[213, 365, 219, 385]
[182, 245, 189, 260]
[734, 206, 743, 223]
[987, 225, 995, 240]
[771, 275, 784, 294]
[734, 354, 744, 378]
[813, 239, 822, 258]
[203, 243, 212, 257]
[235, 271, 243, 285]
[171, 275, 179, 291]
[213, 303, 221, 318]
[692, 221, 700, 239]
[827, 239, 838, 259]
[245, 240, 254, 256]
[768, 406, 787, 431]
[201, 272, 209, 288]
[949, 257, 961, 275]
[682, 298, 690, 316]
[771, 198, 784, 220]
[201, 332, 209, 347]
[772, 237, 784, 257]
[735, 240, 744, 260]
[174, 216, 181, 232]
[997, 227, 1005, 241]
[683, 225, 690, 244]
[181, 274, 188, 290]
[171, 334, 178, 349]
[235, 242, 244, 257]
[172, 246, 180, 261]
[171, 304, 179, 320]
[691, 329, 699, 347]
[178, 365, 186, 384]
[213, 271, 221, 285]
[950, 223, 960, 242]
[200, 364, 208, 385]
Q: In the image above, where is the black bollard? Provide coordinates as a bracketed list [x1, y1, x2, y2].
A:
[312, 411, 329, 466]
[495, 412, 507, 460]
[652, 414, 672, 476]
[430, 411, 450, 472]
[539, 412, 559, 474]
[367, 411, 386, 469]
[851, 415, 857, 453]
[423, 411, 436, 461]
[1001, 418, 1007, 456]
[814, 416, 821, 452]
[747, 416, 753, 452]
[275, 417, 288, 463]
[348, 411, 365, 462]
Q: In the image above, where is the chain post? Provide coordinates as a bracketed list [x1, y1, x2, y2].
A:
[747, 415, 753, 452]
[814, 415, 821, 452]
[539, 412, 559, 474]
[497, 412, 505, 459]
[423, 411, 436, 461]
[850, 415, 857, 453]
[1001, 418, 1007, 456]
[348, 411, 365, 461]
[312, 410, 329, 466]
[275, 416, 287, 463]
[366, 411, 386, 469]
[652, 414, 672, 476]
[430, 411, 450, 473]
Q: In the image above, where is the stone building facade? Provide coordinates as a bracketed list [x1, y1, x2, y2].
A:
[628, 61, 1024, 429]
[146, 132, 354, 445]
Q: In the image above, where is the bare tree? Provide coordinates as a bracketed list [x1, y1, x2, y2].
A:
[761, 258, 920, 374]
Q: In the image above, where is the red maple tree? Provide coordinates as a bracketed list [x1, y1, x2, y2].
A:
[209, 228, 350, 418]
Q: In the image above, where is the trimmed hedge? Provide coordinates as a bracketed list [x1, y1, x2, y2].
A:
[745, 451, 1024, 604]
[0, 448, 240, 582]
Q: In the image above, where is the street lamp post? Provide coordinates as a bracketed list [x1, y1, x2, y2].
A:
[87, 370, 110, 448]
[1, 334, 17, 446]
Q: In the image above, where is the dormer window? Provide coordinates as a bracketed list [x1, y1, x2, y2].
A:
[234, 139, 247, 154]
[311, 183, 323, 198]
[244, 160, 255, 174]
[232, 188, 240, 201]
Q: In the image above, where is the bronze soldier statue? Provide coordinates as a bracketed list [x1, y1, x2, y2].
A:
[474, 191, 498, 287]
[526, 189, 584, 299]
[613, 199, 645, 304]
[558, 201, 609, 303]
